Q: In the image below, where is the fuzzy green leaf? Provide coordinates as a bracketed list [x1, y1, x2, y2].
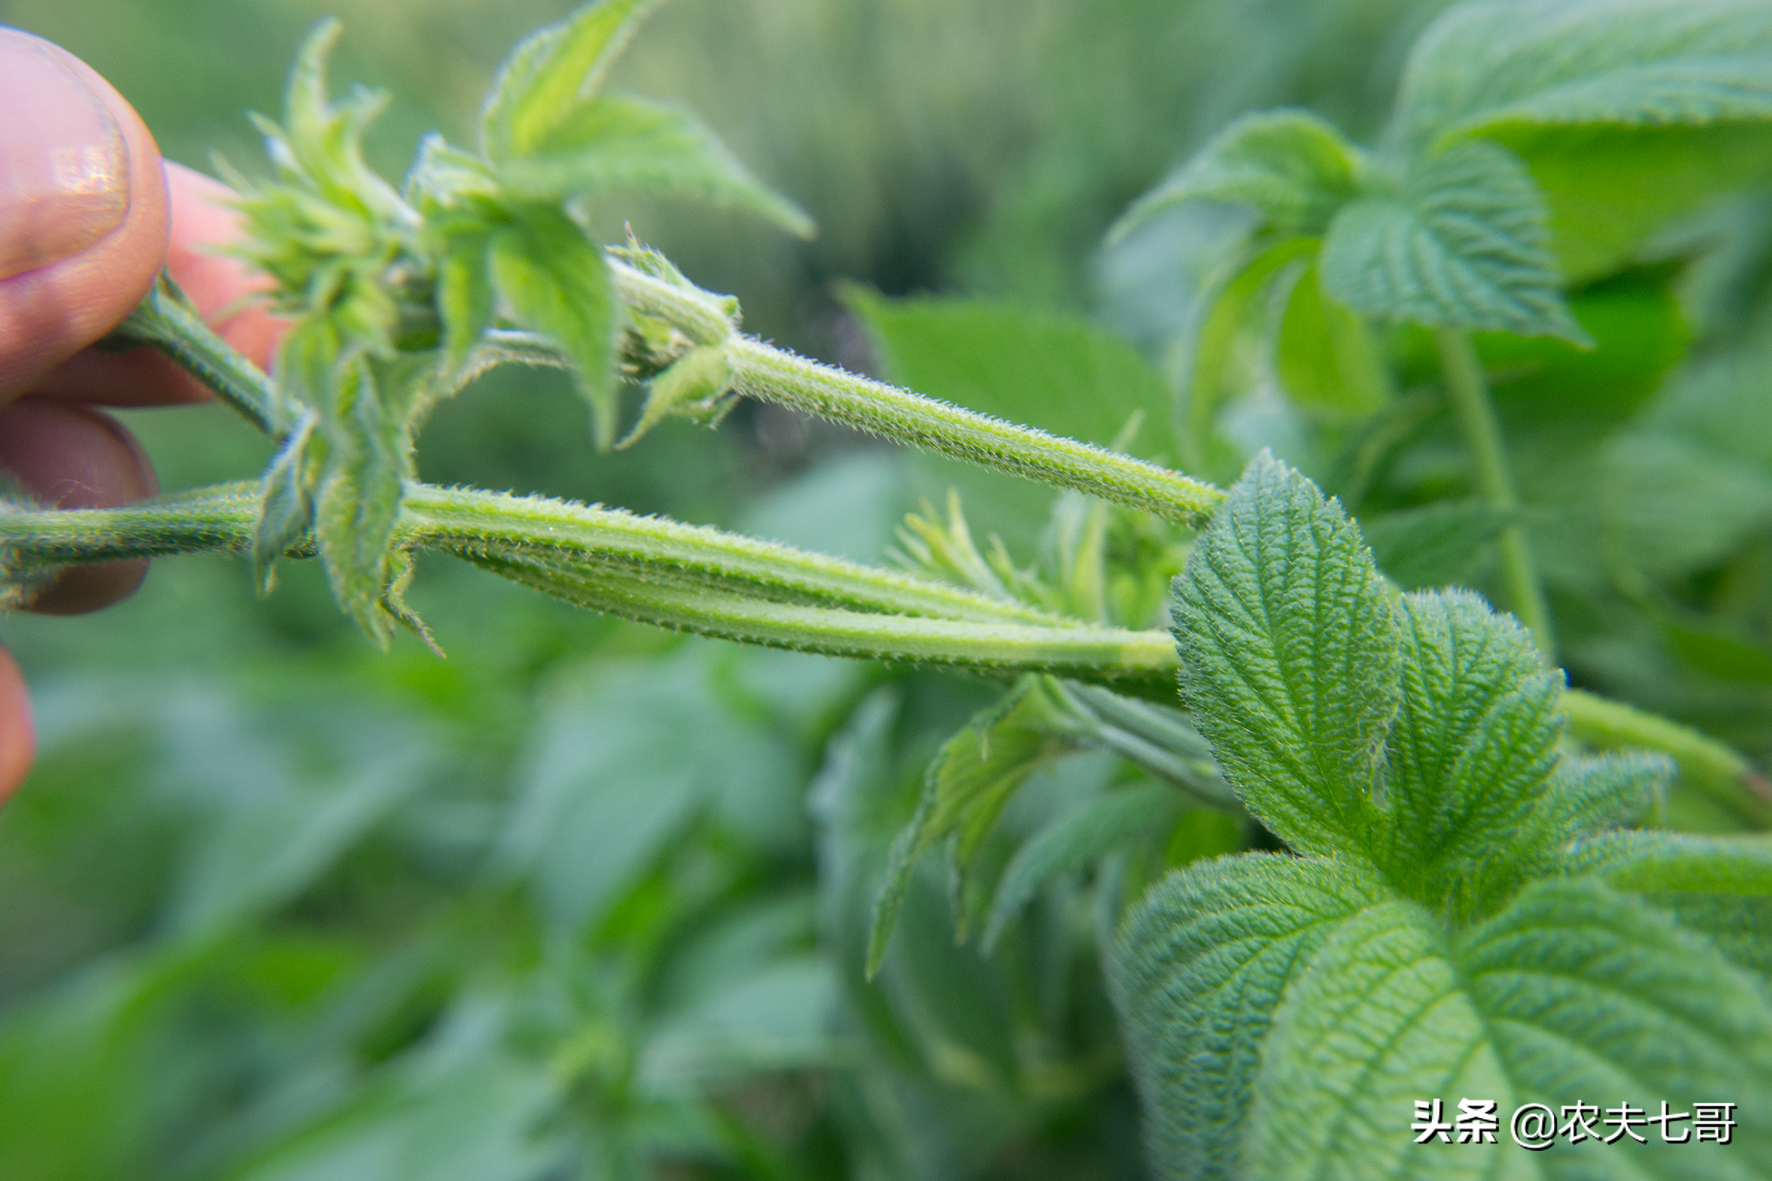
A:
[437, 230, 494, 378]
[311, 355, 412, 647]
[1321, 140, 1586, 340]
[479, 0, 660, 162]
[1109, 854, 1391, 1181]
[1380, 589, 1564, 904]
[1458, 878, 1772, 1168]
[1275, 255, 1392, 420]
[488, 210, 621, 448]
[615, 342, 734, 449]
[1570, 830, 1772, 895]
[980, 781, 1179, 953]
[1113, 109, 1362, 241]
[1172, 452, 1400, 857]
[251, 416, 321, 594]
[498, 94, 813, 237]
[866, 677, 1076, 976]
[1247, 900, 1513, 1181]
[1361, 501, 1516, 591]
[1395, 0, 1772, 153]
[1176, 239, 1317, 479]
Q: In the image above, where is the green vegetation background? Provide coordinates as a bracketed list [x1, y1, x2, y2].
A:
[5, 1, 1771, 1178]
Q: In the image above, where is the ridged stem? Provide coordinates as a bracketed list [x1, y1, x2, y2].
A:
[1436, 327, 1555, 661]
[607, 260, 1225, 527]
[0, 484, 1176, 679]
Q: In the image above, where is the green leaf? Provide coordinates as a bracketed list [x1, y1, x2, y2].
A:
[1171, 452, 1400, 857]
[488, 209, 621, 448]
[1108, 853, 1390, 1181]
[312, 355, 413, 647]
[1521, 752, 1667, 870]
[1246, 900, 1512, 1181]
[437, 230, 494, 378]
[1274, 255, 1393, 420]
[1112, 109, 1362, 241]
[1458, 878, 1772, 1166]
[1175, 239, 1317, 480]
[498, 94, 813, 237]
[500, 650, 800, 931]
[251, 415, 322, 595]
[1380, 589, 1563, 906]
[1570, 829, 1772, 895]
[980, 781, 1179, 953]
[615, 342, 734, 450]
[479, 0, 660, 162]
[843, 288, 1173, 457]
[1361, 500, 1517, 590]
[1501, 122, 1772, 283]
[1394, 0, 1772, 153]
[1320, 140, 1586, 340]
[866, 677, 1076, 975]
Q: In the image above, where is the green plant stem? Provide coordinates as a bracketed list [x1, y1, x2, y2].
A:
[1563, 688, 1772, 829]
[0, 483, 1175, 679]
[110, 276, 282, 435]
[606, 260, 1225, 527]
[1436, 327, 1555, 660]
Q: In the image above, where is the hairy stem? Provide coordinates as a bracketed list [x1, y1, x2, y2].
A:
[607, 260, 1225, 527]
[0, 483, 1175, 680]
[110, 276, 282, 435]
[1563, 688, 1772, 829]
[1436, 328, 1555, 660]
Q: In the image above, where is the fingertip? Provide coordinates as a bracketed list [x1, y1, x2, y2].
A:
[0, 398, 156, 614]
[0, 644, 35, 803]
[0, 30, 170, 400]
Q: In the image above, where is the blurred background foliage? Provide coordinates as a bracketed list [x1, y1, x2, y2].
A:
[1, 0, 1771, 1177]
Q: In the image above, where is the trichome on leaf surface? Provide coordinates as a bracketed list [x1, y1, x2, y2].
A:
[6, 0, 1772, 1178]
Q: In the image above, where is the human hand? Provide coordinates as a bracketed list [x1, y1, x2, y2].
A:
[0, 28, 284, 799]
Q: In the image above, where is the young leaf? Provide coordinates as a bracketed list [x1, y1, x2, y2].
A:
[1246, 900, 1512, 1181]
[1111, 109, 1362, 242]
[1379, 589, 1564, 904]
[1360, 500, 1516, 591]
[1274, 255, 1393, 421]
[1320, 139, 1587, 341]
[1394, 0, 1772, 153]
[866, 677, 1074, 976]
[1568, 829, 1772, 896]
[488, 209, 622, 448]
[496, 94, 813, 237]
[615, 342, 734, 449]
[312, 355, 412, 647]
[479, 0, 660, 163]
[1108, 854, 1391, 1181]
[1175, 239, 1317, 479]
[980, 781, 1180, 954]
[251, 416, 322, 594]
[437, 230, 495, 378]
[1172, 452, 1400, 857]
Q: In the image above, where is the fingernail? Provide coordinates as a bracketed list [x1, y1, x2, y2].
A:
[0, 30, 129, 280]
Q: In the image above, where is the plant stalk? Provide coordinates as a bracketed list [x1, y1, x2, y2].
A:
[606, 260, 1225, 528]
[0, 483, 1175, 680]
[1563, 689, 1772, 829]
[1436, 328, 1555, 660]
[110, 276, 282, 435]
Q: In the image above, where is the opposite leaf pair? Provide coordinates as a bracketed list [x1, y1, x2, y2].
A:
[1114, 454, 1772, 1178]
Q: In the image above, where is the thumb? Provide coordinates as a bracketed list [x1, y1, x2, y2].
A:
[0, 27, 170, 400]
